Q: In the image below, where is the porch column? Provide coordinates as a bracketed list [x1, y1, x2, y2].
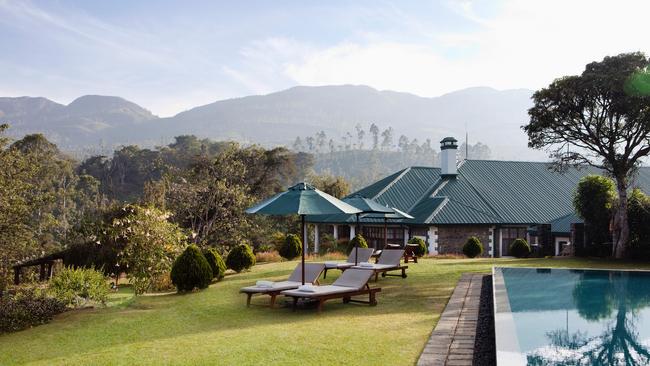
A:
[333, 224, 339, 240]
[428, 226, 438, 254]
[403, 228, 409, 246]
[349, 225, 356, 238]
[489, 226, 495, 258]
[498, 228, 503, 257]
[314, 224, 320, 254]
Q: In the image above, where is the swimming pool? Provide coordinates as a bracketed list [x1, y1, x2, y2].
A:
[493, 267, 650, 365]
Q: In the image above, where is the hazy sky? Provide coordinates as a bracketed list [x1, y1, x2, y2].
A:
[1, 0, 649, 116]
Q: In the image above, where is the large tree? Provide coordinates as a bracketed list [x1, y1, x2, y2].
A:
[524, 52, 650, 258]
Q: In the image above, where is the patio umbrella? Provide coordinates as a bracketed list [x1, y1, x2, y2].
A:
[342, 194, 395, 265]
[362, 207, 414, 249]
[246, 182, 361, 284]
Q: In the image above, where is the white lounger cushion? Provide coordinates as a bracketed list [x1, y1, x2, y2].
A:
[240, 281, 302, 293]
[282, 285, 357, 297]
[351, 263, 397, 270]
[281, 269, 374, 298]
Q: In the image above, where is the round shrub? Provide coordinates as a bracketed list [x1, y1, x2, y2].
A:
[408, 237, 427, 257]
[171, 245, 213, 292]
[510, 238, 531, 258]
[346, 234, 368, 254]
[279, 234, 302, 260]
[203, 248, 226, 280]
[463, 236, 484, 258]
[226, 243, 256, 273]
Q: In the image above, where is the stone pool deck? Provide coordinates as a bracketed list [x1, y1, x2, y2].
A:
[417, 273, 486, 366]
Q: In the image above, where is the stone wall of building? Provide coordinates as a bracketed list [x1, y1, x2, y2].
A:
[437, 225, 492, 256]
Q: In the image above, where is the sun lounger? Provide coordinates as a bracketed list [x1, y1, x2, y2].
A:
[352, 249, 408, 282]
[240, 263, 325, 307]
[281, 268, 381, 313]
[322, 247, 374, 278]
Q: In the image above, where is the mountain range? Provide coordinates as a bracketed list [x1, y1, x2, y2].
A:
[0, 85, 544, 160]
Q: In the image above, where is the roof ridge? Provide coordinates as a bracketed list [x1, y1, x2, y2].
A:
[373, 167, 411, 199]
[406, 177, 446, 212]
[423, 196, 449, 223]
[456, 167, 504, 221]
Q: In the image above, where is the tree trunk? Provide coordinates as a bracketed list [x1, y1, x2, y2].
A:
[612, 178, 630, 259]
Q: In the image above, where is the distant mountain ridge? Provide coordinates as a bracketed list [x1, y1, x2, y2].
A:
[0, 85, 542, 160]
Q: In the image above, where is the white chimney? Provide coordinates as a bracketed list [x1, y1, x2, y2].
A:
[440, 137, 458, 176]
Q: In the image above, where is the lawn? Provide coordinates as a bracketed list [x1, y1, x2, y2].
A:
[2, 257, 650, 365]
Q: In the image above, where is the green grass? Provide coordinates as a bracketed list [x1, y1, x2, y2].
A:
[2, 257, 650, 365]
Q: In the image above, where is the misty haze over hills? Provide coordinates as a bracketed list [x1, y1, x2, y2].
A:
[0, 85, 545, 160]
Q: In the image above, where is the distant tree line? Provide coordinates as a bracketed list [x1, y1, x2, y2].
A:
[292, 123, 492, 188]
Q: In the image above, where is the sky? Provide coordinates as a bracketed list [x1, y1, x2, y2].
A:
[1, 0, 649, 117]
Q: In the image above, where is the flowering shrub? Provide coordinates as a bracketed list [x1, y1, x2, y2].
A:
[108, 205, 187, 295]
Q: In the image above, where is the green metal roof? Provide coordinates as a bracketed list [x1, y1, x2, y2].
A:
[308, 160, 650, 226]
[549, 212, 582, 234]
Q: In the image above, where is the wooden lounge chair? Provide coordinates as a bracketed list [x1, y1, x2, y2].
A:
[352, 249, 408, 282]
[404, 243, 420, 263]
[281, 268, 381, 313]
[240, 263, 325, 307]
[322, 247, 374, 279]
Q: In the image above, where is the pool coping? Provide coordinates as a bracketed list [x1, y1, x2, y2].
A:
[417, 273, 485, 366]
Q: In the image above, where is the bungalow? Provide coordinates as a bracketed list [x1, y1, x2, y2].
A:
[308, 137, 650, 257]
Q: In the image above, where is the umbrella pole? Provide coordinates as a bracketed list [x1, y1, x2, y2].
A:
[355, 213, 360, 265]
[301, 215, 306, 285]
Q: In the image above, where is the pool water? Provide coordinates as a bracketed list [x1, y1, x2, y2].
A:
[493, 267, 650, 366]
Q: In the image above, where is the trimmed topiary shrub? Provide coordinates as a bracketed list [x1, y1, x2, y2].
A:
[279, 234, 302, 260]
[226, 243, 256, 273]
[463, 236, 484, 258]
[203, 248, 226, 280]
[510, 238, 531, 258]
[346, 234, 368, 254]
[171, 245, 213, 292]
[408, 237, 427, 257]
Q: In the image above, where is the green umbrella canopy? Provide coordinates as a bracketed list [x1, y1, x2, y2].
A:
[246, 182, 362, 216]
[342, 194, 395, 214]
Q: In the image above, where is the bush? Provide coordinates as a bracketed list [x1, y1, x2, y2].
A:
[346, 234, 368, 254]
[49, 267, 110, 307]
[108, 204, 187, 295]
[226, 243, 256, 273]
[408, 237, 427, 256]
[203, 248, 226, 280]
[318, 233, 338, 254]
[0, 287, 66, 333]
[279, 234, 302, 260]
[510, 238, 531, 258]
[256, 251, 283, 263]
[171, 245, 213, 292]
[463, 237, 484, 258]
[150, 272, 174, 292]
